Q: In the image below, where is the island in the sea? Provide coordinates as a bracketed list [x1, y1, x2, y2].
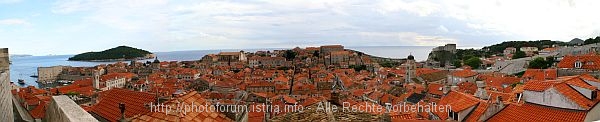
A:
[68, 46, 155, 61]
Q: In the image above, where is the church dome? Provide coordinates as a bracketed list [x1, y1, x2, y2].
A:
[407, 55, 415, 60]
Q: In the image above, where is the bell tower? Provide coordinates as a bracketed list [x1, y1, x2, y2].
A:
[93, 70, 100, 90]
[406, 54, 416, 83]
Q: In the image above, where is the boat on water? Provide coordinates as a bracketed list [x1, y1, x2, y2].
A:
[30, 73, 38, 78]
[18, 79, 25, 84]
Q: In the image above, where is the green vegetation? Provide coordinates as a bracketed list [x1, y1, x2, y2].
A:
[510, 82, 524, 88]
[283, 50, 297, 61]
[512, 50, 526, 59]
[349, 65, 367, 71]
[464, 57, 482, 69]
[66, 91, 79, 96]
[528, 57, 555, 69]
[514, 71, 526, 77]
[453, 60, 462, 68]
[456, 49, 492, 60]
[429, 50, 456, 67]
[482, 40, 571, 54]
[380, 60, 400, 68]
[584, 36, 600, 44]
[68, 46, 152, 61]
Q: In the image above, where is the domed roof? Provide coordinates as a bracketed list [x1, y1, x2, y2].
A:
[407, 54, 415, 60]
[152, 57, 160, 63]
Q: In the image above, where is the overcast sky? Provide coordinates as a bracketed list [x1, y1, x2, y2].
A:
[1, 0, 599, 55]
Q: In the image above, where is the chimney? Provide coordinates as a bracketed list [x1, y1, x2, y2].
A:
[119, 103, 127, 122]
[442, 85, 450, 94]
[496, 96, 504, 108]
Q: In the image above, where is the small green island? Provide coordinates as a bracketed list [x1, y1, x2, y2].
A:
[68, 46, 155, 61]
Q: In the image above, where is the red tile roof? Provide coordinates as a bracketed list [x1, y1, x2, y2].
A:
[452, 69, 478, 78]
[91, 88, 156, 122]
[427, 83, 444, 96]
[565, 77, 597, 90]
[248, 104, 266, 122]
[416, 68, 442, 76]
[458, 82, 477, 94]
[464, 101, 488, 122]
[558, 54, 600, 69]
[131, 91, 232, 122]
[522, 69, 557, 80]
[29, 101, 48, 119]
[433, 91, 480, 120]
[485, 76, 520, 90]
[554, 83, 598, 110]
[523, 80, 558, 92]
[523, 75, 600, 110]
[487, 103, 587, 122]
[580, 74, 600, 83]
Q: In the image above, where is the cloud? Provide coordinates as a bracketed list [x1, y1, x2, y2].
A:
[357, 31, 457, 46]
[375, 0, 440, 16]
[0, 19, 29, 26]
[7, 0, 594, 55]
[52, 0, 168, 32]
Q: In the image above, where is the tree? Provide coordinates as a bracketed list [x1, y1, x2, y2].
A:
[68, 46, 152, 61]
[453, 60, 462, 68]
[349, 65, 367, 71]
[512, 50, 526, 59]
[283, 50, 297, 61]
[313, 50, 320, 57]
[528, 57, 554, 69]
[528, 57, 548, 69]
[464, 57, 482, 69]
[584, 36, 600, 44]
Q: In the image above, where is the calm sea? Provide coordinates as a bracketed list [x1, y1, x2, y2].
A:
[8, 46, 434, 87]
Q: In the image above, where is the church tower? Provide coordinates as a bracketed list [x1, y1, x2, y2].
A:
[405, 54, 416, 83]
[93, 70, 100, 90]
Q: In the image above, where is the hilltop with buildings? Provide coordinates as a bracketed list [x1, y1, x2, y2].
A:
[4, 43, 600, 122]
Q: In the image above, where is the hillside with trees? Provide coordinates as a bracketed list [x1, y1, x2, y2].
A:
[482, 40, 572, 54]
[583, 36, 600, 44]
[68, 46, 153, 61]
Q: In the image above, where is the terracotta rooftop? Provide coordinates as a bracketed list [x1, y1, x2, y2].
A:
[452, 69, 478, 78]
[487, 103, 587, 122]
[91, 88, 156, 122]
[554, 83, 598, 110]
[558, 54, 600, 69]
[29, 101, 48, 119]
[433, 91, 480, 120]
[130, 91, 232, 122]
[427, 83, 444, 96]
[523, 80, 558, 92]
[522, 69, 557, 80]
[464, 101, 489, 122]
[523, 75, 600, 110]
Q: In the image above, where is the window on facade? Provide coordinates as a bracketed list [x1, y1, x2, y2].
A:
[575, 61, 582, 68]
[453, 111, 459, 121]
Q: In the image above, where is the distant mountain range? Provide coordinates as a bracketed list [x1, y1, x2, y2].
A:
[9, 54, 33, 57]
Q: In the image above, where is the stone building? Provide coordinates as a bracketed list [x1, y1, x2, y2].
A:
[320, 45, 344, 55]
[0, 48, 14, 122]
[38, 66, 65, 83]
[216, 51, 247, 66]
[432, 44, 457, 53]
